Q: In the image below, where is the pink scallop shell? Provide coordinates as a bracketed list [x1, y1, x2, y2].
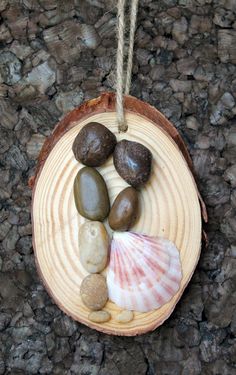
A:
[107, 232, 182, 313]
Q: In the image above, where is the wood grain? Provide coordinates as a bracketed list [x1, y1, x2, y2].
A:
[31, 93, 205, 336]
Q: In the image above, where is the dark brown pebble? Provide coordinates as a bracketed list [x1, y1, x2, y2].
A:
[72, 122, 117, 167]
[113, 140, 152, 187]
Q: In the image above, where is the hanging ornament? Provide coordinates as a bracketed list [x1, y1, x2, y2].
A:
[30, 0, 207, 336]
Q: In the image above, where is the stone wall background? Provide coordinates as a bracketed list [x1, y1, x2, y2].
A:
[0, 0, 236, 374]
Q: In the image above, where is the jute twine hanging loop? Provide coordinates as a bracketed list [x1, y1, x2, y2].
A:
[116, 0, 139, 132]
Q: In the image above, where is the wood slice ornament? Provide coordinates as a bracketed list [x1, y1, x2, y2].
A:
[30, 92, 207, 336]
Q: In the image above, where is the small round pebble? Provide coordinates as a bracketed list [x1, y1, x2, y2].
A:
[115, 310, 134, 323]
[88, 310, 111, 323]
[80, 274, 108, 311]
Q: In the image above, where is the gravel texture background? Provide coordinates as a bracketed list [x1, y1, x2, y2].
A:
[0, 0, 236, 374]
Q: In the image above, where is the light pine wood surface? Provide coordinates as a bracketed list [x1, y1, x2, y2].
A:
[32, 96, 202, 335]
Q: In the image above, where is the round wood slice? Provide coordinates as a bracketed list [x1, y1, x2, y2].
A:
[31, 92, 207, 336]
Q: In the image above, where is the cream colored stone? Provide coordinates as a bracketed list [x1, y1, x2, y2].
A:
[116, 310, 134, 323]
[79, 221, 109, 273]
[88, 311, 111, 323]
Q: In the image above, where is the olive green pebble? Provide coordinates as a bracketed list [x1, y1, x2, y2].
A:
[74, 167, 110, 221]
[88, 310, 111, 323]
